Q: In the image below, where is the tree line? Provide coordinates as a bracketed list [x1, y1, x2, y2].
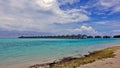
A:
[18, 35, 120, 39]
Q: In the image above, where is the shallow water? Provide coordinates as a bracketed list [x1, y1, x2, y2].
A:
[0, 38, 120, 68]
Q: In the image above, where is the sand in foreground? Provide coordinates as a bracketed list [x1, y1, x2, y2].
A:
[78, 48, 120, 68]
[30, 45, 120, 68]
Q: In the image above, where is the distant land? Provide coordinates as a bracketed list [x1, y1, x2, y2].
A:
[18, 35, 120, 39]
[0, 30, 53, 38]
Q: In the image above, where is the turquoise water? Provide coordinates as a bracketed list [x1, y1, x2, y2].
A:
[0, 38, 120, 67]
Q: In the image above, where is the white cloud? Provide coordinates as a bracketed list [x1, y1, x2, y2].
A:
[110, 30, 120, 35]
[95, 20, 120, 26]
[71, 25, 99, 35]
[74, 25, 94, 32]
[0, 0, 90, 33]
[112, 30, 120, 33]
[112, 6, 120, 13]
[83, 0, 120, 15]
[94, 0, 120, 14]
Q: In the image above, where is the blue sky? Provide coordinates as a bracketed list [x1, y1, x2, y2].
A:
[0, 0, 120, 37]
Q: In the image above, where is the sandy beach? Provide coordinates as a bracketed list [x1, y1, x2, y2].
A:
[78, 46, 120, 68]
[29, 45, 120, 68]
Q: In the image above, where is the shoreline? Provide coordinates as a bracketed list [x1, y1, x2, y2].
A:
[78, 47, 120, 68]
[29, 45, 120, 68]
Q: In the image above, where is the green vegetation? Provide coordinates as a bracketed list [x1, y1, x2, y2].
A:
[18, 34, 87, 39]
[19, 35, 120, 39]
[29, 46, 120, 68]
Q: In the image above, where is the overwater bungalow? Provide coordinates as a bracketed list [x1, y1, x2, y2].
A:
[18, 34, 88, 39]
[87, 36, 94, 38]
[103, 36, 111, 38]
[95, 36, 102, 38]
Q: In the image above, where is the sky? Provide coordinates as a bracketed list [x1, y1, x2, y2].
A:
[0, 0, 120, 38]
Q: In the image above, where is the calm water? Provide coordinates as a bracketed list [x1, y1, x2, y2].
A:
[0, 38, 120, 67]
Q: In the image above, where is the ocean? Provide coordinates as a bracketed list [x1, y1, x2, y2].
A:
[0, 38, 120, 68]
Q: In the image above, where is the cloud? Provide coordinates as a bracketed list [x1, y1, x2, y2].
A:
[107, 30, 120, 35]
[91, 20, 120, 35]
[71, 25, 99, 35]
[95, 0, 120, 14]
[95, 20, 120, 26]
[0, 0, 90, 33]
[84, 0, 120, 14]
[0, 0, 120, 36]
[58, 0, 80, 5]
[112, 30, 120, 33]
[74, 25, 94, 32]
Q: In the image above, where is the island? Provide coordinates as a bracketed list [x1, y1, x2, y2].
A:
[18, 35, 120, 39]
